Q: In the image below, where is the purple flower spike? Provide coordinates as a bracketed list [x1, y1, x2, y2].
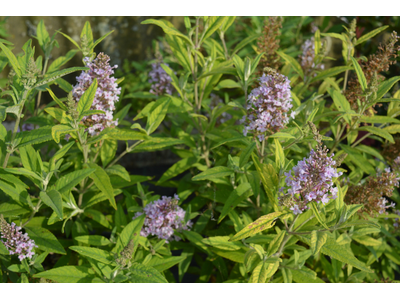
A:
[279, 145, 342, 215]
[72, 53, 121, 137]
[0, 216, 38, 261]
[242, 71, 293, 141]
[133, 194, 192, 242]
[148, 62, 175, 96]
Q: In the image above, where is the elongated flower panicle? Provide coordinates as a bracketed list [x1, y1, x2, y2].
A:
[279, 145, 342, 215]
[345, 166, 399, 216]
[72, 52, 121, 137]
[149, 62, 175, 96]
[0, 215, 38, 261]
[133, 194, 192, 242]
[242, 70, 293, 142]
[299, 37, 324, 76]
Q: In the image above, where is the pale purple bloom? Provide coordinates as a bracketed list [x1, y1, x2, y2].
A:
[133, 194, 192, 242]
[280, 146, 342, 214]
[243, 72, 294, 141]
[149, 62, 175, 96]
[299, 37, 325, 76]
[72, 53, 121, 137]
[0, 217, 38, 261]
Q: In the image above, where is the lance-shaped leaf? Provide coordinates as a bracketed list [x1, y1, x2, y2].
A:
[192, 166, 234, 182]
[310, 202, 329, 230]
[219, 183, 253, 223]
[24, 226, 66, 255]
[14, 126, 53, 148]
[86, 163, 116, 210]
[33, 266, 97, 283]
[129, 263, 168, 283]
[157, 156, 198, 184]
[239, 141, 256, 168]
[74, 235, 111, 246]
[267, 230, 287, 256]
[141, 19, 192, 46]
[374, 76, 400, 103]
[40, 190, 63, 220]
[355, 25, 389, 45]
[33, 67, 88, 88]
[350, 57, 367, 91]
[277, 51, 304, 79]
[70, 246, 114, 265]
[145, 97, 171, 134]
[55, 168, 96, 194]
[77, 78, 98, 119]
[146, 256, 186, 273]
[229, 211, 285, 241]
[51, 124, 77, 143]
[356, 126, 394, 143]
[46, 88, 67, 110]
[310, 66, 352, 83]
[250, 261, 279, 283]
[0, 42, 21, 77]
[310, 230, 328, 255]
[113, 214, 145, 254]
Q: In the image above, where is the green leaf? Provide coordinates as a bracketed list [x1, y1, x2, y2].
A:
[57, 31, 81, 50]
[15, 126, 53, 148]
[277, 51, 304, 78]
[355, 25, 389, 45]
[33, 67, 88, 88]
[93, 30, 114, 49]
[250, 261, 279, 283]
[114, 214, 145, 254]
[129, 263, 167, 283]
[310, 202, 329, 230]
[84, 209, 111, 229]
[52, 141, 75, 162]
[40, 190, 63, 220]
[0, 42, 21, 77]
[311, 66, 352, 83]
[321, 32, 346, 42]
[359, 116, 400, 124]
[231, 34, 260, 56]
[132, 137, 183, 152]
[298, 234, 373, 273]
[146, 97, 171, 134]
[74, 235, 111, 246]
[5, 167, 42, 181]
[87, 163, 116, 210]
[33, 266, 97, 283]
[274, 139, 285, 170]
[202, 17, 227, 41]
[146, 256, 186, 273]
[141, 19, 192, 46]
[46, 88, 67, 110]
[202, 236, 242, 251]
[291, 267, 324, 283]
[356, 126, 394, 143]
[24, 226, 66, 255]
[340, 144, 376, 175]
[0, 201, 29, 217]
[350, 57, 367, 91]
[105, 165, 130, 182]
[310, 230, 328, 255]
[192, 166, 233, 182]
[267, 230, 286, 256]
[239, 142, 256, 168]
[0, 239, 9, 254]
[375, 76, 400, 103]
[77, 79, 98, 118]
[70, 246, 114, 265]
[55, 168, 96, 194]
[219, 183, 253, 223]
[51, 124, 77, 143]
[157, 156, 197, 184]
[229, 211, 284, 241]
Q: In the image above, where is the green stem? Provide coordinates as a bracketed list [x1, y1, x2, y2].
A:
[107, 140, 144, 169]
[2, 91, 29, 168]
[274, 214, 299, 257]
[22, 199, 42, 227]
[35, 57, 49, 116]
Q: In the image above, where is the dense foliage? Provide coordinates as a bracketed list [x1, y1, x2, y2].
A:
[1, 16, 400, 283]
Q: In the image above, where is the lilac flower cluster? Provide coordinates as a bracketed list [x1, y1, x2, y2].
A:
[299, 37, 325, 75]
[72, 53, 121, 137]
[0, 216, 38, 261]
[133, 194, 192, 242]
[148, 62, 175, 96]
[279, 145, 342, 215]
[377, 197, 396, 215]
[242, 71, 294, 142]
